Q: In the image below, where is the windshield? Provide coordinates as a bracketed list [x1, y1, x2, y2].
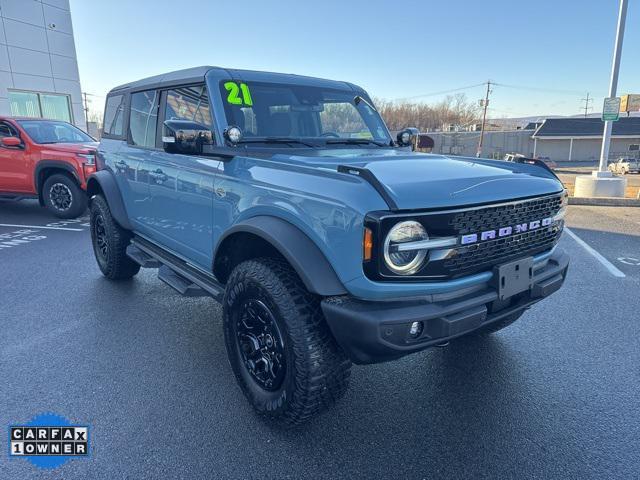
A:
[219, 81, 392, 146]
[17, 120, 94, 144]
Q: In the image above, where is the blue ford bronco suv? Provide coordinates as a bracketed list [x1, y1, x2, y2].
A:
[88, 66, 569, 424]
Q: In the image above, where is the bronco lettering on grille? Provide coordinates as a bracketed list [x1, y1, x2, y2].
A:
[460, 217, 554, 245]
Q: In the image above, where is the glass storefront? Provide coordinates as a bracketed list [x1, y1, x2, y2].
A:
[8, 91, 72, 123]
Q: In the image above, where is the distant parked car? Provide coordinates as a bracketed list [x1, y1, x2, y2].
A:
[504, 153, 556, 171]
[608, 158, 640, 175]
[0, 117, 98, 218]
[503, 153, 525, 162]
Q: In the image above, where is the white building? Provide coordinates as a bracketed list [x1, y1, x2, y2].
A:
[0, 0, 85, 130]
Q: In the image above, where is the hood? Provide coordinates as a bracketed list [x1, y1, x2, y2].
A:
[270, 149, 564, 210]
[39, 142, 99, 154]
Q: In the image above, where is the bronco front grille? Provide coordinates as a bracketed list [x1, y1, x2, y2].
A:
[443, 222, 562, 274]
[366, 193, 565, 281]
[449, 195, 563, 235]
[442, 194, 564, 276]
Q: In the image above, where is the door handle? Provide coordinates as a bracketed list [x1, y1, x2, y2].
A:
[150, 169, 168, 183]
[114, 160, 127, 170]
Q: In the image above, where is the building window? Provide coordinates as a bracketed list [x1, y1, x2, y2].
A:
[8, 92, 40, 117]
[8, 91, 72, 123]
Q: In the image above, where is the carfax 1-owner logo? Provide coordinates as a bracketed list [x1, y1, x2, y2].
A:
[8, 413, 90, 469]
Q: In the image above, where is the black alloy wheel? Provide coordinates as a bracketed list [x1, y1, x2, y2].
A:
[234, 299, 286, 391]
[93, 213, 108, 262]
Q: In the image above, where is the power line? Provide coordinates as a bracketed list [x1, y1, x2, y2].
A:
[493, 82, 601, 96]
[394, 82, 487, 101]
[392, 81, 602, 103]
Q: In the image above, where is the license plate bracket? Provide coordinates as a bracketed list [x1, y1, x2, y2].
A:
[493, 257, 533, 300]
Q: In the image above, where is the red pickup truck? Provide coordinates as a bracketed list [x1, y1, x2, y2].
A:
[0, 116, 98, 218]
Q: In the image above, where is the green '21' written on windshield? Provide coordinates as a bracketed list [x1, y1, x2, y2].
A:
[224, 82, 253, 106]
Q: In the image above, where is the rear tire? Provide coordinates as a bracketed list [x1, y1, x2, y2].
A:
[42, 173, 87, 219]
[90, 194, 140, 280]
[223, 258, 351, 425]
[472, 310, 525, 335]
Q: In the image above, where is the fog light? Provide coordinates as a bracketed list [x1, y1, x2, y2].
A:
[224, 125, 243, 144]
[409, 321, 423, 338]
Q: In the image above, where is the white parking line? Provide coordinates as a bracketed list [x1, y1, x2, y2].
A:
[564, 227, 626, 278]
[0, 223, 83, 232]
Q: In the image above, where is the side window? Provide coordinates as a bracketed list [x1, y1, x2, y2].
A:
[0, 122, 18, 138]
[129, 90, 159, 148]
[103, 94, 125, 137]
[164, 85, 213, 128]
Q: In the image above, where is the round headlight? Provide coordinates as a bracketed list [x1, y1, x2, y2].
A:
[383, 221, 428, 275]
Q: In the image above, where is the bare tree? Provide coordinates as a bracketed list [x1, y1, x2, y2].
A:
[88, 109, 103, 129]
[374, 94, 480, 132]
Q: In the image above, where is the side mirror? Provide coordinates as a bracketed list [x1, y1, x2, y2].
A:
[162, 120, 213, 155]
[396, 128, 419, 148]
[1, 136, 22, 148]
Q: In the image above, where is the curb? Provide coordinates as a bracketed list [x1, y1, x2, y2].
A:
[569, 196, 640, 207]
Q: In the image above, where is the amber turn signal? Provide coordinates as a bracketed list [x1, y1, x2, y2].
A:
[363, 227, 373, 262]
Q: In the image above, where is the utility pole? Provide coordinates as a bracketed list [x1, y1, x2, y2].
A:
[598, 0, 627, 173]
[82, 92, 90, 129]
[476, 80, 491, 158]
[580, 93, 593, 117]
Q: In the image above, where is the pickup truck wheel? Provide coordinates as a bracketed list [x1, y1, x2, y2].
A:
[42, 173, 87, 219]
[89, 194, 140, 280]
[473, 310, 525, 335]
[223, 258, 351, 425]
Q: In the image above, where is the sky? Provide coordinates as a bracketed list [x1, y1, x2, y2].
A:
[68, 0, 640, 120]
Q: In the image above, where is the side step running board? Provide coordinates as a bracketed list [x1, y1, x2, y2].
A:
[126, 245, 161, 268]
[158, 265, 208, 297]
[128, 236, 225, 302]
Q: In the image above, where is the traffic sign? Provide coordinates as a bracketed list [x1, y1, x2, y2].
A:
[602, 97, 621, 121]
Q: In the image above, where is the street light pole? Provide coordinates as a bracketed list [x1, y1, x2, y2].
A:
[598, 0, 628, 173]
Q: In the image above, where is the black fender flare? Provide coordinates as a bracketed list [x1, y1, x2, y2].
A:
[86, 170, 134, 230]
[215, 216, 347, 296]
[34, 160, 82, 204]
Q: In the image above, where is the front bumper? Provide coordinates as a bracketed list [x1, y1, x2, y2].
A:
[322, 249, 569, 364]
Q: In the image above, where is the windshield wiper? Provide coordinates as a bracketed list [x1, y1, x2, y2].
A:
[325, 138, 388, 147]
[237, 137, 318, 147]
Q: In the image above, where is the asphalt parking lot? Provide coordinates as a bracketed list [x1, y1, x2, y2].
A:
[1, 200, 640, 479]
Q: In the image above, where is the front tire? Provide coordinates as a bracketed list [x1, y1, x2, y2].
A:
[42, 173, 87, 219]
[223, 258, 351, 425]
[89, 194, 140, 280]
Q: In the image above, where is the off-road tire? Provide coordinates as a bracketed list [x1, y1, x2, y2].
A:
[42, 173, 87, 219]
[89, 194, 140, 280]
[473, 310, 525, 335]
[223, 258, 351, 425]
